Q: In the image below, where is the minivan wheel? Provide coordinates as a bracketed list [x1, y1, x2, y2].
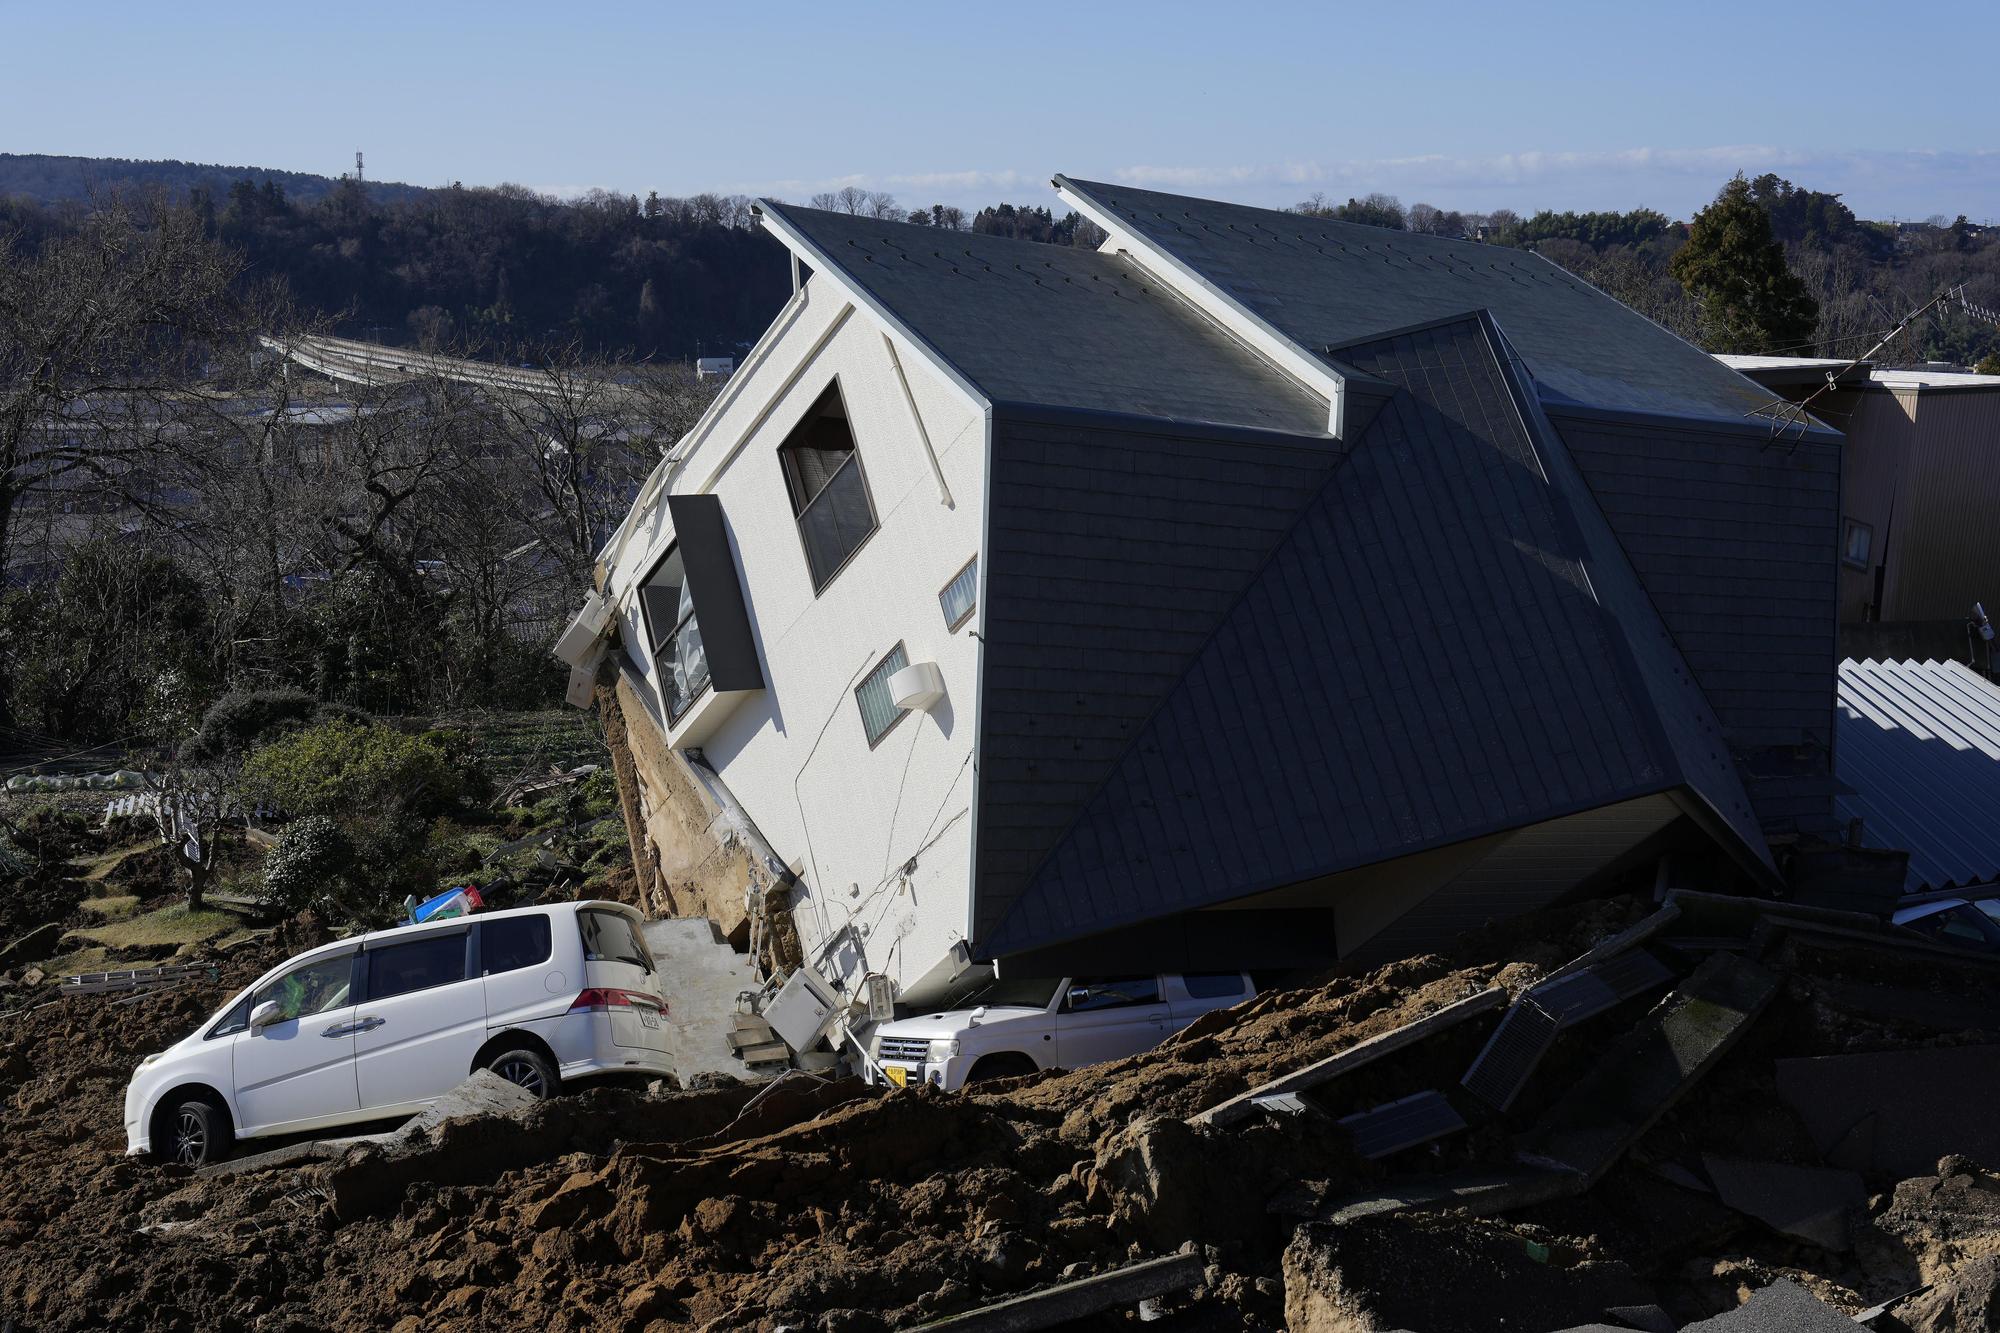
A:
[487, 1048, 558, 1099]
[169, 1098, 231, 1167]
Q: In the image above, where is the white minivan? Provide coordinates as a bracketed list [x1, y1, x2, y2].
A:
[125, 900, 668, 1166]
[868, 972, 1256, 1092]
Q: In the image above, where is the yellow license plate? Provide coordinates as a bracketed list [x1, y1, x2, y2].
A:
[883, 1064, 908, 1087]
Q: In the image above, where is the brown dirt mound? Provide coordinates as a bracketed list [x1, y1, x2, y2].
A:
[0, 892, 1995, 1331]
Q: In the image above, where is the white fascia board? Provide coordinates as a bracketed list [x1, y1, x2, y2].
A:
[753, 201, 992, 417]
[1053, 174, 1348, 436]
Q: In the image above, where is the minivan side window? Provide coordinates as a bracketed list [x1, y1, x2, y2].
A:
[367, 933, 468, 1000]
[1183, 973, 1247, 1000]
[578, 909, 654, 974]
[215, 953, 355, 1036]
[480, 914, 553, 975]
[1063, 976, 1161, 1013]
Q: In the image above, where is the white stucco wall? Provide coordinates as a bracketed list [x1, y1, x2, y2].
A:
[605, 276, 988, 1003]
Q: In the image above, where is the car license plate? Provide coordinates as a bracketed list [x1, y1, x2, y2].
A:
[883, 1064, 907, 1087]
[638, 1008, 659, 1030]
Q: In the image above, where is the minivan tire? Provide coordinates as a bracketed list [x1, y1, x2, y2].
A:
[486, 1047, 559, 1099]
[167, 1097, 231, 1168]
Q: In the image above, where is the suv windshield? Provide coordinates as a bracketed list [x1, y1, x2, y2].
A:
[958, 975, 1062, 1009]
[578, 908, 654, 973]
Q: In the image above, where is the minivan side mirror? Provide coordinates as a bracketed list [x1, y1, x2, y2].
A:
[1067, 986, 1092, 1009]
[248, 1000, 284, 1030]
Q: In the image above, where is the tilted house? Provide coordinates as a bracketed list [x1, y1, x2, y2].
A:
[568, 178, 1842, 1007]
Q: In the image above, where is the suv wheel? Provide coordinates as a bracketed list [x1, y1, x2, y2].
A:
[965, 1052, 1038, 1084]
[169, 1098, 231, 1167]
[487, 1048, 558, 1099]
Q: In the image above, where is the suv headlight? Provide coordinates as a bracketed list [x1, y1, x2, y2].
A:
[929, 1038, 960, 1060]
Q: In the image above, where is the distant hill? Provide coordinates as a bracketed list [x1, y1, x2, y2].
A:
[0, 153, 433, 207]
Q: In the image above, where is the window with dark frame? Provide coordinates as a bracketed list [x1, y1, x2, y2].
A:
[641, 545, 710, 723]
[778, 382, 877, 591]
[366, 933, 468, 1001]
[1842, 518, 1873, 569]
[939, 555, 978, 631]
[855, 643, 911, 748]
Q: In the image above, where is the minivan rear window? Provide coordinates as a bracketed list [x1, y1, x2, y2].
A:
[481, 914, 553, 975]
[578, 909, 654, 973]
[1183, 972, 1246, 1000]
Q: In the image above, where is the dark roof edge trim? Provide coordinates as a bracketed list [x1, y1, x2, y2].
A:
[1323, 307, 1501, 357]
[1668, 785, 1786, 891]
[1542, 398, 1844, 444]
[988, 399, 1335, 448]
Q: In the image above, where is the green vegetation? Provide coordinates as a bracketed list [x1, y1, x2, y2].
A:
[73, 904, 239, 951]
[1671, 176, 1822, 354]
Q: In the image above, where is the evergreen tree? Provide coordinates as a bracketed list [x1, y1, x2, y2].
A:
[1671, 176, 1820, 353]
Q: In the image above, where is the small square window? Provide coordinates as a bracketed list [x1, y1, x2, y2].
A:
[1842, 518, 1873, 569]
[939, 556, 978, 631]
[855, 643, 910, 748]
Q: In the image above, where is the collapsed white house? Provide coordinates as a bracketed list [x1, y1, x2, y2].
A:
[560, 176, 1845, 1018]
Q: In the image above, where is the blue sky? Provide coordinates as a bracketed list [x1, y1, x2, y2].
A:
[6, 0, 1996, 221]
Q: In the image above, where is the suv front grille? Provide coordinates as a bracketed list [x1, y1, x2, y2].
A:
[878, 1036, 931, 1063]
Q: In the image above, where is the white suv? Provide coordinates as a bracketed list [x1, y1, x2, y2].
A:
[125, 900, 669, 1166]
[868, 972, 1256, 1092]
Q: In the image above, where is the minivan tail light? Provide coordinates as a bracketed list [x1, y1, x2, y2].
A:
[569, 988, 662, 1013]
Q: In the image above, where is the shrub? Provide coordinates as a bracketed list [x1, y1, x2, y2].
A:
[262, 815, 361, 916]
[184, 689, 377, 763]
[242, 720, 468, 821]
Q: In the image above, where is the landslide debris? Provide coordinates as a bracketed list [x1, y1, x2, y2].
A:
[0, 892, 1995, 1331]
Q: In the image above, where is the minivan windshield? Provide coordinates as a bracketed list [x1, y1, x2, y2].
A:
[578, 908, 654, 973]
[958, 975, 1062, 1009]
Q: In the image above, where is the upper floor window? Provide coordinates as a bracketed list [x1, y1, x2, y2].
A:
[779, 383, 877, 592]
[1842, 518, 1873, 569]
[641, 546, 709, 723]
[939, 555, 978, 631]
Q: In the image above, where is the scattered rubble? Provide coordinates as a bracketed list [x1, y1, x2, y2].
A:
[0, 891, 1995, 1329]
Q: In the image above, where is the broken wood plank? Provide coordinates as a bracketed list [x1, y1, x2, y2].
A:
[1192, 987, 1506, 1128]
[907, 1252, 1205, 1332]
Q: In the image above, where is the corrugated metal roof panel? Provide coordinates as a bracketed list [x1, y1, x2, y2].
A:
[1835, 657, 2000, 891]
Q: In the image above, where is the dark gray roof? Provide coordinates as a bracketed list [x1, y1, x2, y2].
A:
[756, 201, 1329, 436]
[973, 407, 1346, 946]
[1059, 177, 1777, 424]
[976, 312, 1770, 960]
[1554, 410, 1842, 838]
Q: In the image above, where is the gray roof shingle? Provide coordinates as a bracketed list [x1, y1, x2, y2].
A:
[1058, 177, 1776, 424]
[977, 313, 1769, 959]
[757, 201, 1330, 436]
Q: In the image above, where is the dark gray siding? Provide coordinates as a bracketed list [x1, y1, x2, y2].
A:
[972, 408, 1342, 946]
[980, 315, 1764, 960]
[1554, 412, 1841, 836]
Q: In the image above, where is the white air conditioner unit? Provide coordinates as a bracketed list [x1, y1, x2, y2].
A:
[553, 591, 612, 668]
[564, 662, 598, 709]
[888, 660, 946, 712]
[764, 966, 840, 1053]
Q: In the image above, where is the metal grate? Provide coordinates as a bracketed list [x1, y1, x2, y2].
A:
[877, 1036, 930, 1064]
[1532, 948, 1675, 1028]
[1338, 1090, 1469, 1159]
[1460, 996, 1561, 1111]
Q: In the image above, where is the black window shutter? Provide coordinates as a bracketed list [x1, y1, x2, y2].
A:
[666, 493, 766, 694]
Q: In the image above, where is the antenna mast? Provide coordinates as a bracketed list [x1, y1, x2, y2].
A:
[355, 151, 364, 183]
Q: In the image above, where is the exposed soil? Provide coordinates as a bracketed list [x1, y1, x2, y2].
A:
[0, 893, 1993, 1331]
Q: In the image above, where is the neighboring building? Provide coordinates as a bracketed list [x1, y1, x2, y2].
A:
[564, 177, 1844, 1012]
[1719, 355, 2000, 629]
[1834, 657, 2000, 893]
[695, 357, 735, 380]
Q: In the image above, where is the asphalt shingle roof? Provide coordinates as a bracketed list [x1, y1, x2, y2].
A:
[1059, 177, 1776, 423]
[757, 201, 1330, 436]
[978, 313, 1769, 959]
